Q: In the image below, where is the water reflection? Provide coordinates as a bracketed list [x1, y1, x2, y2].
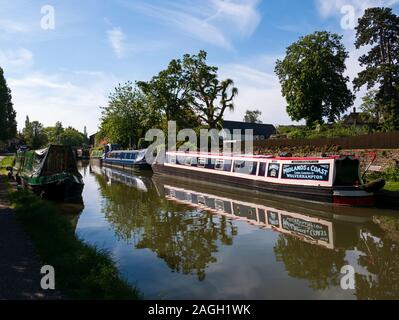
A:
[76, 161, 399, 299]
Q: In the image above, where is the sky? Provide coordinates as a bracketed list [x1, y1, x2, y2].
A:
[0, 0, 398, 135]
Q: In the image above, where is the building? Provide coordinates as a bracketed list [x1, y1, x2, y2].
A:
[222, 121, 276, 142]
[343, 107, 376, 129]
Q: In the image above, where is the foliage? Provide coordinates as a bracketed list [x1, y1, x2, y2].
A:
[138, 50, 238, 131]
[0, 67, 17, 141]
[8, 189, 141, 299]
[137, 58, 199, 130]
[354, 7, 399, 131]
[360, 90, 384, 126]
[243, 110, 262, 123]
[22, 117, 48, 149]
[182, 50, 238, 129]
[275, 31, 354, 127]
[277, 122, 369, 139]
[99, 82, 161, 148]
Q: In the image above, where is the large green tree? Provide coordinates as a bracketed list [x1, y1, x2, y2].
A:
[0, 67, 17, 141]
[137, 59, 199, 130]
[23, 117, 48, 149]
[354, 7, 399, 131]
[275, 31, 354, 127]
[99, 82, 161, 148]
[183, 51, 238, 129]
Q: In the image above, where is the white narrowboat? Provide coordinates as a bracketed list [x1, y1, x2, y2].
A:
[152, 151, 385, 207]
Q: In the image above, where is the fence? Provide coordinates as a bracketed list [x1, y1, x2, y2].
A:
[254, 131, 399, 150]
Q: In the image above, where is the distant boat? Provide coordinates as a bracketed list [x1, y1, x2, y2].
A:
[103, 149, 151, 170]
[152, 151, 385, 207]
[13, 145, 84, 202]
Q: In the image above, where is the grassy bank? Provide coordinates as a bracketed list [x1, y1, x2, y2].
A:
[8, 189, 141, 300]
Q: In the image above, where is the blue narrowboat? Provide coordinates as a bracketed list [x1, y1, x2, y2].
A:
[103, 149, 150, 170]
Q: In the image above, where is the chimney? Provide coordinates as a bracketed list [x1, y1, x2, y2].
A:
[353, 107, 356, 114]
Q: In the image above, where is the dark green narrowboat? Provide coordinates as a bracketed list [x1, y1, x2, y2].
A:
[13, 145, 84, 202]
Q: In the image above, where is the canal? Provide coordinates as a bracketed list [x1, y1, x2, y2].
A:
[72, 161, 399, 300]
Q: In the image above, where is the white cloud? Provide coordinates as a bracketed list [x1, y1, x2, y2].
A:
[0, 19, 29, 34]
[8, 71, 119, 135]
[107, 27, 126, 58]
[0, 48, 34, 69]
[219, 63, 293, 125]
[125, 0, 261, 49]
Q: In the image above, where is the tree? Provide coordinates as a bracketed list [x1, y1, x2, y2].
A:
[183, 51, 238, 129]
[0, 67, 17, 141]
[137, 59, 199, 130]
[100, 82, 161, 148]
[244, 110, 263, 123]
[354, 7, 399, 130]
[360, 90, 384, 125]
[44, 121, 64, 144]
[275, 31, 354, 127]
[23, 118, 48, 149]
[59, 127, 88, 146]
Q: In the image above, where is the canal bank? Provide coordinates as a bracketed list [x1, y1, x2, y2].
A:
[1, 155, 141, 300]
[0, 176, 63, 299]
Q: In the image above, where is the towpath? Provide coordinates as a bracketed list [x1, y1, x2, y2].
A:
[0, 175, 63, 300]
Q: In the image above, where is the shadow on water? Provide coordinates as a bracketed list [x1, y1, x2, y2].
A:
[73, 160, 399, 300]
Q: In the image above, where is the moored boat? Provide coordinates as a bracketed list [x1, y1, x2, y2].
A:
[103, 149, 151, 170]
[13, 145, 84, 202]
[152, 151, 385, 207]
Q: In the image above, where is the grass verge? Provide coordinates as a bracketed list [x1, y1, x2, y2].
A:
[8, 189, 142, 300]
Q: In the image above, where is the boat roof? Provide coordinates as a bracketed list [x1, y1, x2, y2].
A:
[109, 149, 147, 153]
[166, 151, 341, 161]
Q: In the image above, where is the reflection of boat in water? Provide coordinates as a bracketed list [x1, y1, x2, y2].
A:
[89, 162, 151, 192]
[153, 176, 377, 250]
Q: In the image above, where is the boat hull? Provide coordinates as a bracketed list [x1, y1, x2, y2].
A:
[103, 159, 151, 171]
[152, 164, 374, 206]
[21, 176, 84, 202]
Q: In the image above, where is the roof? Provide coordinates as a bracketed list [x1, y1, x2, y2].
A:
[343, 112, 375, 125]
[222, 121, 276, 137]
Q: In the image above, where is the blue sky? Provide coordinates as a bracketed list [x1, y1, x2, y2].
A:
[1, 0, 398, 135]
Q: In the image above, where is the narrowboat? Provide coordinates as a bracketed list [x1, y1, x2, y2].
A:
[13, 145, 84, 201]
[152, 151, 385, 207]
[103, 149, 151, 170]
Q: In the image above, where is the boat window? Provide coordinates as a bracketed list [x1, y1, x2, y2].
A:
[167, 155, 176, 164]
[258, 163, 267, 177]
[233, 161, 257, 175]
[185, 157, 192, 166]
[215, 159, 224, 170]
[198, 158, 206, 168]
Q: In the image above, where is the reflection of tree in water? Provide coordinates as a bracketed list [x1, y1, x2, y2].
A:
[355, 230, 399, 300]
[95, 174, 237, 281]
[274, 235, 347, 290]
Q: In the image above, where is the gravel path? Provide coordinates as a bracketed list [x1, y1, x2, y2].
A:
[0, 176, 64, 300]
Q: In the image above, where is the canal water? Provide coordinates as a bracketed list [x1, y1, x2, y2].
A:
[73, 161, 399, 300]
